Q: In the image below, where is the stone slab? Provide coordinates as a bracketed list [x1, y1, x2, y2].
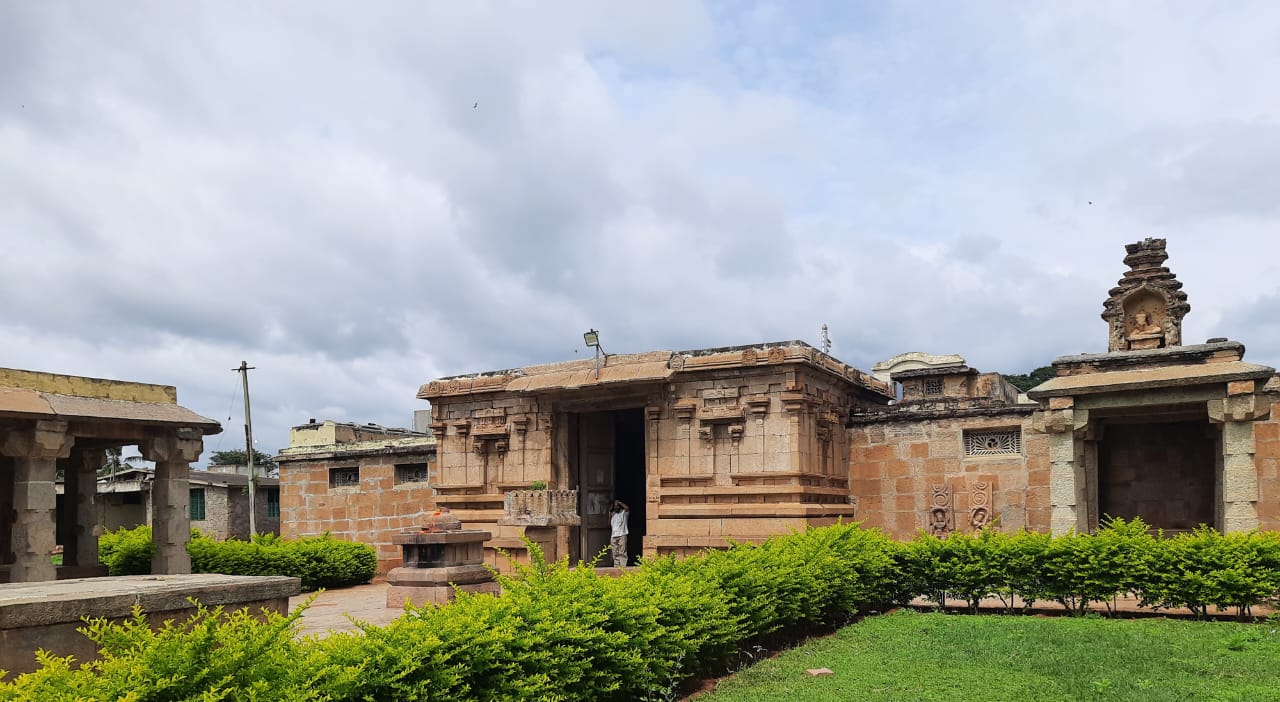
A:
[0, 574, 301, 629]
[386, 581, 499, 607]
[0, 574, 301, 679]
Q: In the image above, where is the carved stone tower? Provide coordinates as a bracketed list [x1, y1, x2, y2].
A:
[1101, 238, 1191, 352]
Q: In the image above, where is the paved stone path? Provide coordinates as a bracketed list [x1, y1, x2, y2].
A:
[292, 580, 401, 638]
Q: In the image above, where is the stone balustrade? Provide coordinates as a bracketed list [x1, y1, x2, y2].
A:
[498, 489, 581, 527]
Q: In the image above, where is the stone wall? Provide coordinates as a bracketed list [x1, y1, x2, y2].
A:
[191, 485, 231, 539]
[1256, 396, 1280, 531]
[849, 410, 1045, 539]
[650, 365, 861, 557]
[279, 455, 436, 572]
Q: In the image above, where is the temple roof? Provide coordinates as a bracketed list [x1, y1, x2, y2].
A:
[418, 341, 893, 401]
[0, 368, 220, 434]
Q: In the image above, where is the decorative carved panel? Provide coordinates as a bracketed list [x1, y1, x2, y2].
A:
[969, 481, 993, 529]
[928, 484, 953, 536]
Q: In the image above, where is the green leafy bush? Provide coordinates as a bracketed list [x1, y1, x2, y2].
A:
[97, 525, 156, 576]
[188, 532, 376, 591]
[94, 526, 376, 590]
[14, 521, 1280, 701]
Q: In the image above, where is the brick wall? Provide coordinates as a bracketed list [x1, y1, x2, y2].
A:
[280, 455, 436, 573]
[849, 411, 1045, 539]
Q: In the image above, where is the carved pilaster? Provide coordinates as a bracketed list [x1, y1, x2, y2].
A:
[1033, 405, 1090, 535]
[1208, 394, 1268, 532]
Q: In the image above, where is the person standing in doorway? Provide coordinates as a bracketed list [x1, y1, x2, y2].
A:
[610, 499, 629, 568]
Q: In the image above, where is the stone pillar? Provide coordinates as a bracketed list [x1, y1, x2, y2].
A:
[0, 421, 72, 582]
[0, 455, 15, 577]
[1208, 384, 1270, 533]
[1033, 400, 1090, 535]
[140, 429, 204, 574]
[59, 446, 104, 570]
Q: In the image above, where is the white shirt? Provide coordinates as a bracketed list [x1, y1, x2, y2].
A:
[610, 509, 629, 537]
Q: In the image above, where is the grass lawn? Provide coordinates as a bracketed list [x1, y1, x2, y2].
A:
[701, 610, 1280, 702]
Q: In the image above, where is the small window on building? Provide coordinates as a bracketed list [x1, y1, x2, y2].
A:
[964, 429, 1022, 457]
[122, 493, 142, 505]
[266, 489, 280, 518]
[190, 488, 206, 521]
[924, 378, 943, 395]
[395, 462, 431, 485]
[329, 466, 360, 488]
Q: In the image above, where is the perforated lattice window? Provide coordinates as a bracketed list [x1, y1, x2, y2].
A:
[395, 462, 431, 485]
[329, 466, 360, 488]
[924, 378, 943, 395]
[963, 429, 1022, 456]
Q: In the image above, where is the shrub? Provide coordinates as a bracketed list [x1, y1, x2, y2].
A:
[16, 522, 1280, 701]
[189, 532, 376, 591]
[1141, 528, 1280, 618]
[97, 525, 155, 576]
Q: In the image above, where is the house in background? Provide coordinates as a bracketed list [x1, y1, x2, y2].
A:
[83, 466, 280, 540]
[275, 420, 437, 573]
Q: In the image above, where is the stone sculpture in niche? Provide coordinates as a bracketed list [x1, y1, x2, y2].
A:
[969, 481, 992, 529]
[1101, 238, 1189, 352]
[928, 484, 953, 536]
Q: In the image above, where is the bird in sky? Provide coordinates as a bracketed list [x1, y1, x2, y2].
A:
[473, 102, 478, 108]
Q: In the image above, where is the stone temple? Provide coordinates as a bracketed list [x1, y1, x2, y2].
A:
[278, 239, 1280, 571]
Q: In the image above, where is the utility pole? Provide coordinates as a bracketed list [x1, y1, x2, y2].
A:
[234, 361, 258, 537]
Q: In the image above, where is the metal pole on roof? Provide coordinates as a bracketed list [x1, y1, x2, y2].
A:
[234, 361, 258, 538]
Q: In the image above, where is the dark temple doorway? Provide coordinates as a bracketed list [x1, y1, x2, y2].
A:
[571, 408, 647, 566]
[1098, 420, 1217, 533]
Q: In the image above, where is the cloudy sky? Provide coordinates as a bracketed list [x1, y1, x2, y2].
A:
[3, 2, 1278, 461]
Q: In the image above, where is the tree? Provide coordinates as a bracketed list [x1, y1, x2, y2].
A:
[99, 447, 146, 478]
[1003, 365, 1055, 393]
[208, 448, 278, 472]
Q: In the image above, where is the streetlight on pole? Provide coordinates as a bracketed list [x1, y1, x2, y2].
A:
[583, 329, 605, 379]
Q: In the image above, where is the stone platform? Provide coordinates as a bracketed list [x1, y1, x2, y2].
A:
[0, 574, 301, 678]
[385, 529, 497, 607]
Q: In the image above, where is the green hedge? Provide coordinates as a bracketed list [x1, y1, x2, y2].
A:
[9, 522, 1280, 701]
[97, 525, 157, 576]
[94, 526, 376, 591]
[896, 518, 1280, 618]
[188, 532, 376, 591]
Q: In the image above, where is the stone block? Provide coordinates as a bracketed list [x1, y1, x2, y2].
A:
[1048, 435, 1076, 464]
[863, 444, 896, 462]
[1255, 421, 1280, 443]
[1048, 472, 1077, 506]
[1050, 505, 1078, 535]
[886, 460, 914, 479]
[1222, 422, 1256, 456]
[907, 443, 930, 459]
[1222, 471, 1259, 503]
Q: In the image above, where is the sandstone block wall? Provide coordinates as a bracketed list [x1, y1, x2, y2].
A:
[849, 412, 1044, 539]
[279, 457, 437, 572]
[1256, 397, 1280, 531]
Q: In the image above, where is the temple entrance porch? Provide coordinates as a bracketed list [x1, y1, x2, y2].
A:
[566, 407, 647, 566]
[1096, 416, 1218, 533]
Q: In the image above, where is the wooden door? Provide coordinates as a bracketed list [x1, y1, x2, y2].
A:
[578, 412, 615, 565]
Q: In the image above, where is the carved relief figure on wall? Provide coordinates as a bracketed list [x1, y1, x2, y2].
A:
[1126, 311, 1165, 350]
